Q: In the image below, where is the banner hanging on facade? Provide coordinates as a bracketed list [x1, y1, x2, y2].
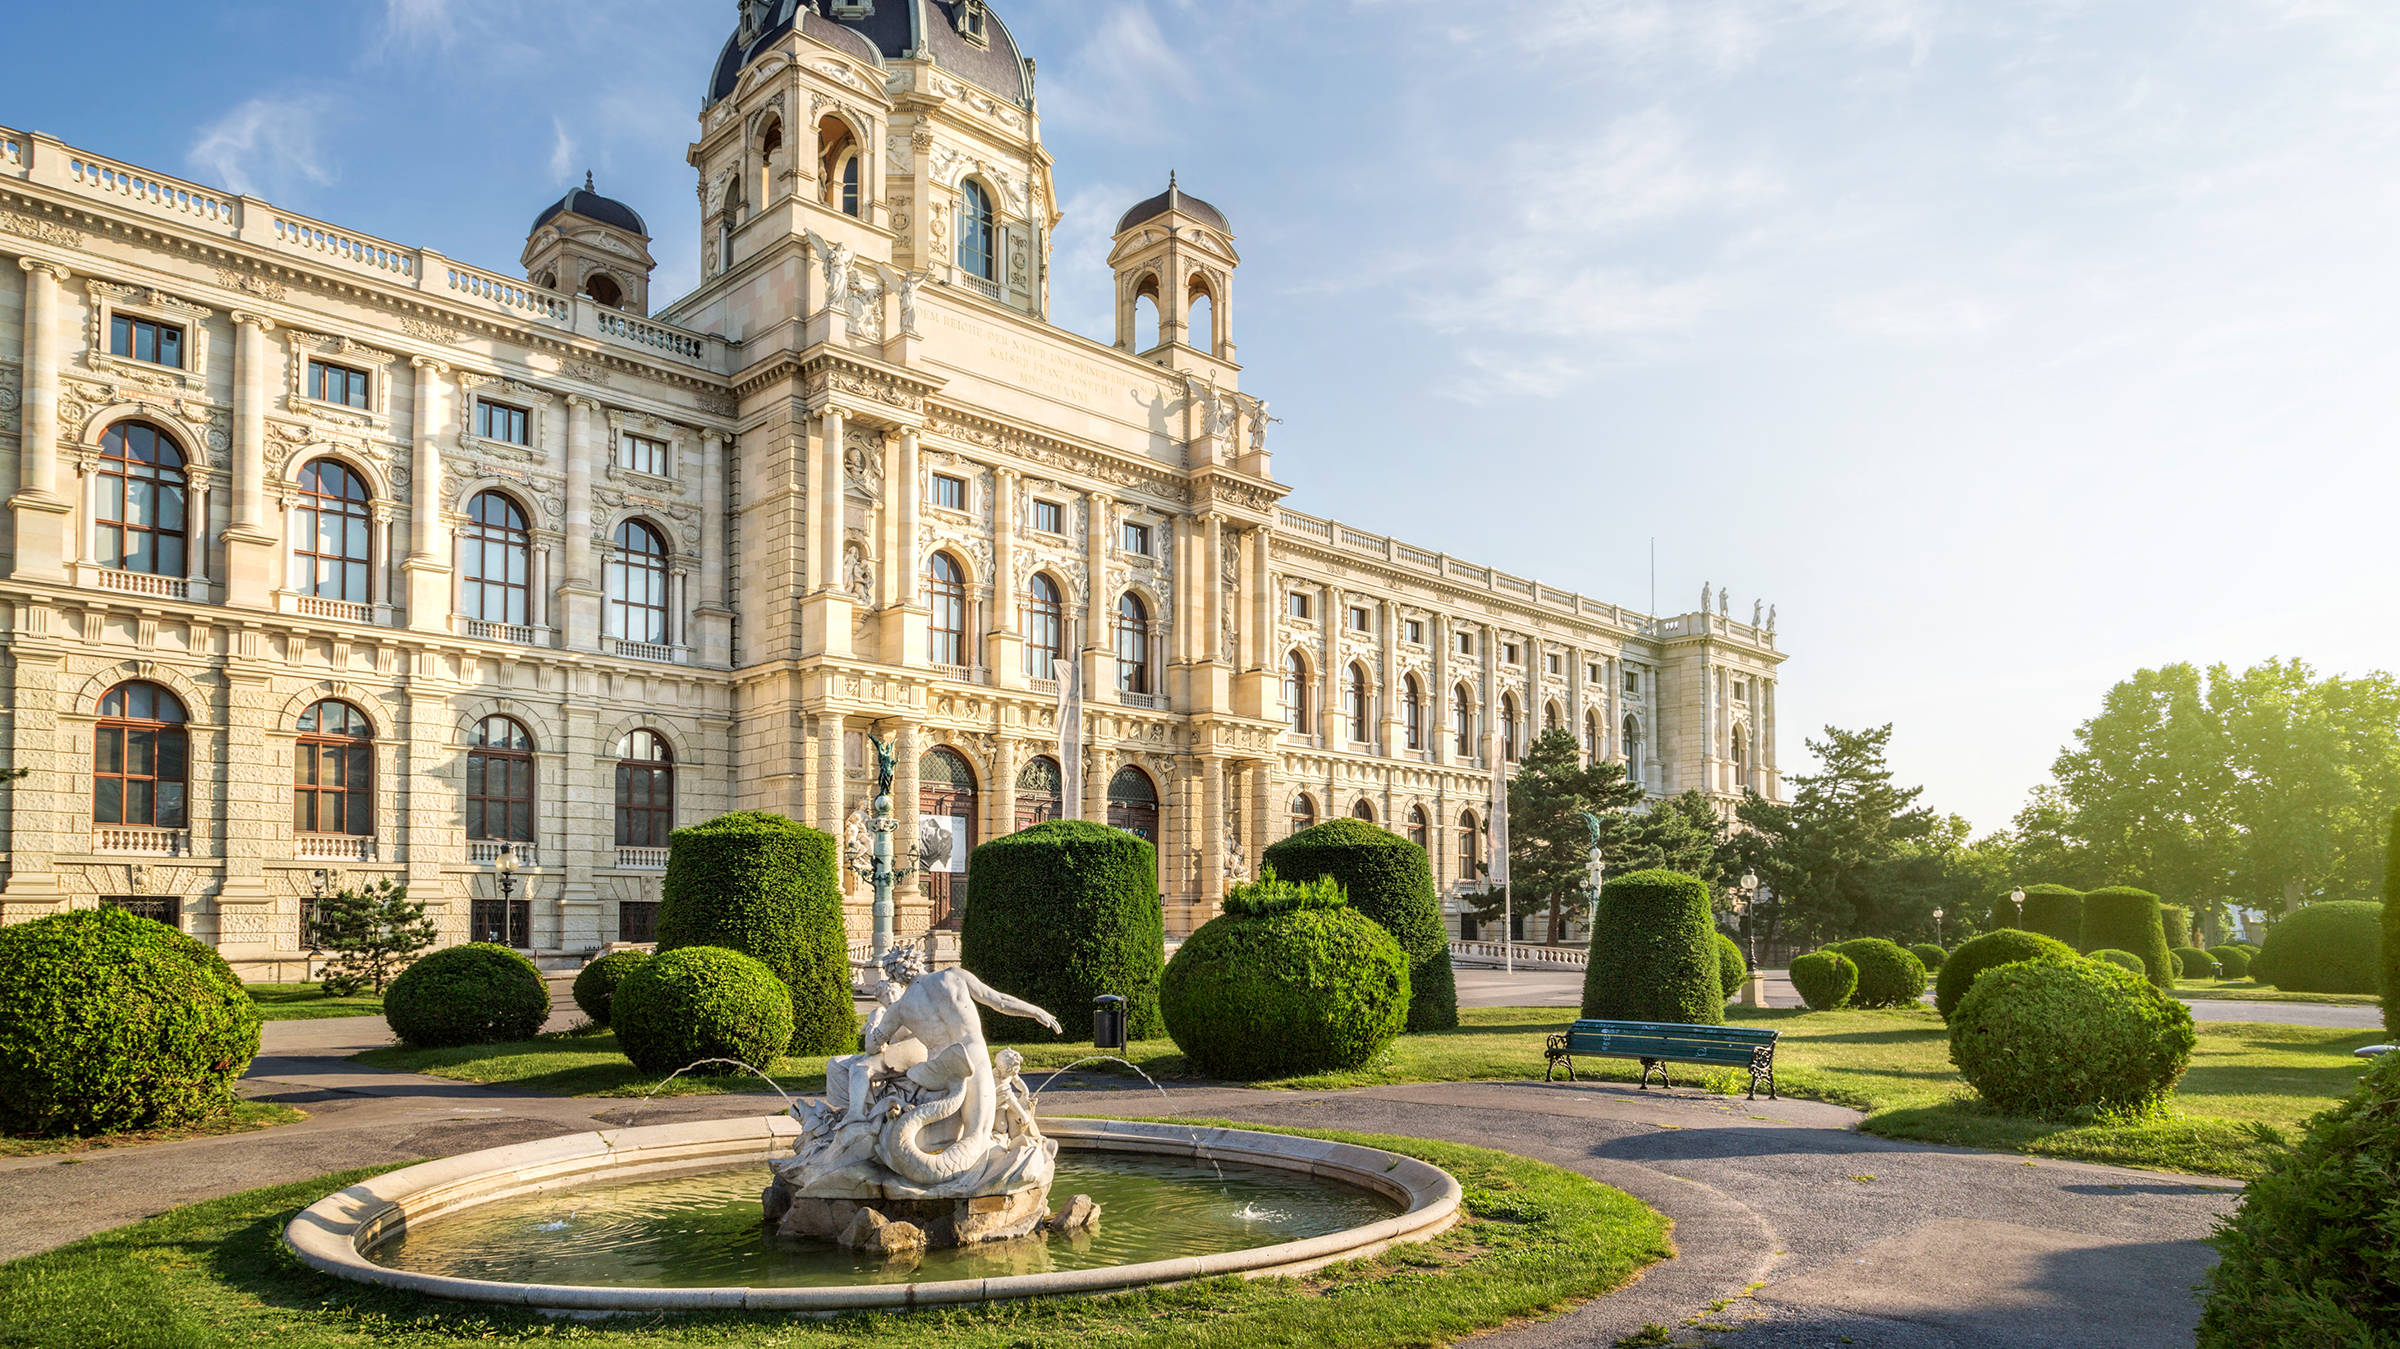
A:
[1055, 619, 1083, 821]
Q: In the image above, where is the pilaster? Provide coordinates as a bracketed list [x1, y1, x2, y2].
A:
[7, 259, 73, 581]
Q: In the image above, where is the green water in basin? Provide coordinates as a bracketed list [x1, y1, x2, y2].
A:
[368, 1153, 1399, 1289]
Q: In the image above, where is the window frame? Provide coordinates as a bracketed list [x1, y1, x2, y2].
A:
[614, 729, 675, 848]
[1287, 592, 1312, 620]
[958, 179, 997, 281]
[1283, 650, 1312, 734]
[927, 551, 969, 667]
[930, 472, 968, 512]
[617, 433, 671, 478]
[1120, 520, 1152, 556]
[306, 359, 371, 410]
[604, 518, 672, 645]
[93, 681, 190, 831]
[1348, 606, 1372, 633]
[293, 700, 374, 837]
[1115, 592, 1152, 695]
[94, 421, 189, 579]
[289, 457, 374, 604]
[476, 399, 531, 447]
[1023, 573, 1065, 679]
[460, 491, 533, 627]
[1345, 663, 1371, 743]
[1030, 498, 1065, 537]
[1404, 618, 1425, 645]
[1402, 674, 1424, 751]
[1453, 684, 1475, 759]
[465, 715, 537, 844]
[110, 313, 185, 369]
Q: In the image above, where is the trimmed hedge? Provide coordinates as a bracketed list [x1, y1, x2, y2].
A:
[1935, 928, 2079, 1021]
[2088, 948, 2147, 975]
[2198, 1049, 2400, 1347]
[2079, 887, 2177, 989]
[1789, 949, 1858, 1011]
[962, 819, 1164, 1042]
[2173, 946, 2217, 979]
[657, 811, 855, 1055]
[1264, 818, 1457, 1031]
[1715, 932, 1749, 1002]
[1160, 872, 1409, 1080]
[1580, 870, 1722, 1025]
[572, 949, 650, 1027]
[2206, 944, 2252, 980]
[1949, 957, 2196, 1120]
[2386, 809, 2399, 1037]
[1828, 938, 1929, 1009]
[612, 946, 796, 1076]
[1909, 942, 1946, 972]
[2252, 900, 2386, 996]
[384, 943, 547, 1048]
[2018, 884, 2085, 947]
[2160, 904, 2194, 952]
[0, 907, 261, 1136]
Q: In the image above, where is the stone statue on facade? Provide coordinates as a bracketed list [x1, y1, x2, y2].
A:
[1767, 605, 1777, 634]
[1246, 397, 1279, 451]
[1701, 582, 1712, 615]
[1719, 589, 1730, 617]
[1752, 599, 1763, 626]
[899, 271, 927, 335]
[822, 241, 854, 319]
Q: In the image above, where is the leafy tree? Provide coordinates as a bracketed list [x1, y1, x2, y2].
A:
[309, 878, 437, 995]
[1491, 730, 1644, 943]
[1733, 724, 1933, 946]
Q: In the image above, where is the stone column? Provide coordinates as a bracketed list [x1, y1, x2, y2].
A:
[894, 429, 920, 606]
[1199, 755, 1226, 910]
[988, 468, 1020, 685]
[1249, 528, 1271, 669]
[990, 738, 1018, 845]
[1203, 514, 1225, 662]
[1430, 614, 1450, 765]
[817, 407, 845, 594]
[892, 723, 922, 929]
[12, 259, 68, 505]
[1378, 598, 1400, 755]
[529, 545, 549, 631]
[402, 358, 451, 633]
[694, 431, 732, 665]
[558, 396, 602, 648]
[222, 311, 278, 608]
[186, 481, 212, 587]
[1318, 585, 1338, 745]
[1083, 490, 1110, 697]
[814, 712, 846, 837]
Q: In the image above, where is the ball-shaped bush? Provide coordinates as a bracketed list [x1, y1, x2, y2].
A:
[2078, 887, 2177, 989]
[1909, 942, 1946, 972]
[1160, 872, 1409, 1080]
[1828, 938, 1930, 1009]
[1935, 928, 2079, 1020]
[2172, 946, 2216, 980]
[1789, 949, 1858, 1012]
[2251, 901, 2385, 995]
[1715, 932, 1749, 1002]
[2198, 1049, 2400, 1347]
[0, 907, 261, 1136]
[2017, 884, 2085, 947]
[612, 946, 796, 1077]
[2088, 948, 2147, 975]
[571, 949, 650, 1027]
[1263, 818, 1456, 1031]
[1948, 957, 2195, 1120]
[384, 943, 549, 1048]
[657, 811, 855, 1054]
[963, 819, 1164, 1041]
[1580, 870, 1722, 1025]
[2205, 945, 2251, 980]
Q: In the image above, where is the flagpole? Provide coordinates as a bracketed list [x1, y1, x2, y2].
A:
[1490, 739, 1511, 975]
[1055, 617, 1083, 822]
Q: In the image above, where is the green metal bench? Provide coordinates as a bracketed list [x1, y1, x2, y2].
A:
[1544, 1019, 1781, 1099]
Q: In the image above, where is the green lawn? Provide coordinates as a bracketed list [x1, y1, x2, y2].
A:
[2173, 979, 2381, 1007]
[0, 1128, 1670, 1349]
[243, 983, 385, 1021]
[0, 1102, 306, 1159]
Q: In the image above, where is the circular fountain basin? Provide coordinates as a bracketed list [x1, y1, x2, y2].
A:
[285, 1116, 1462, 1313]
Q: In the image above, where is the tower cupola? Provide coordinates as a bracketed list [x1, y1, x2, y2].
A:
[1109, 172, 1238, 369]
[523, 172, 658, 314]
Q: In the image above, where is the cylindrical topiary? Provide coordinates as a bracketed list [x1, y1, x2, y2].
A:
[1828, 938, 1929, 1009]
[2018, 884, 2085, 947]
[2160, 904, 2194, 952]
[962, 819, 1164, 1042]
[572, 949, 650, 1027]
[1789, 949, 1858, 1011]
[0, 907, 261, 1137]
[1936, 928, 2079, 1021]
[1580, 870, 1722, 1025]
[1909, 942, 1946, 972]
[2079, 887, 2177, 989]
[2197, 1049, 2400, 1347]
[1160, 871, 1409, 1080]
[657, 811, 856, 1055]
[2172, 946, 2216, 980]
[2088, 948, 2147, 975]
[2251, 900, 2385, 996]
[1263, 818, 1457, 1032]
[1715, 932, 1749, 1002]
[384, 943, 548, 1048]
[2206, 944, 2251, 980]
[1949, 957, 2196, 1120]
[612, 946, 796, 1076]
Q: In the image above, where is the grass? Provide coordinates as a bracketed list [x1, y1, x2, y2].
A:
[0, 1127, 1671, 1349]
[244, 983, 385, 1021]
[0, 1102, 306, 1159]
[2172, 979, 2381, 1007]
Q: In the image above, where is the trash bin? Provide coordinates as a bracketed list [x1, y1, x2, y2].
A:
[1092, 993, 1127, 1051]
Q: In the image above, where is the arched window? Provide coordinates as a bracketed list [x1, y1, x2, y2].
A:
[1731, 724, 1749, 784]
[1544, 700, 1562, 735]
[1407, 804, 1430, 850]
[928, 551, 967, 667]
[1586, 711, 1604, 762]
[759, 118, 784, 208]
[1283, 650, 1311, 734]
[1115, 592, 1151, 694]
[1290, 792, 1317, 835]
[294, 700, 372, 836]
[1453, 684, 1475, 758]
[615, 729, 674, 848]
[1186, 281, 1214, 354]
[1402, 674, 1424, 751]
[466, 715, 535, 843]
[817, 117, 858, 217]
[1501, 694, 1521, 762]
[585, 273, 624, 309]
[1623, 715, 1644, 781]
[96, 422, 188, 577]
[1345, 664, 1371, 743]
[1016, 754, 1063, 829]
[1351, 798, 1375, 822]
[1023, 573, 1064, 679]
[1133, 274, 1162, 350]
[958, 179, 995, 280]
[1107, 766, 1160, 843]
[94, 681, 188, 829]
[1457, 810, 1483, 886]
[291, 458, 372, 603]
[462, 492, 532, 626]
[605, 519, 670, 644]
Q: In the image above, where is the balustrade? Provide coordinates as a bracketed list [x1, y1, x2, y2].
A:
[615, 847, 670, 871]
[93, 826, 190, 857]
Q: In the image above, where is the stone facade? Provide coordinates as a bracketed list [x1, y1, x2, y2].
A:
[0, 4, 1783, 973]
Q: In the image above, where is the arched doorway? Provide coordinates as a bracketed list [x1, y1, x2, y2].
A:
[1016, 754, 1063, 831]
[919, 747, 977, 929]
[1107, 765, 1160, 845]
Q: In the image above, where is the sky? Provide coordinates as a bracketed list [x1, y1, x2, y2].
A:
[10, 0, 2398, 834]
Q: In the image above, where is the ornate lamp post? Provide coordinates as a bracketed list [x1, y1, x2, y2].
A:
[490, 843, 518, 945]
[1932, 907, 1945, 946]
[1736, 870, 1761, 976]
[2009, 886, 2026, 928]
[847, 734, 919, 981]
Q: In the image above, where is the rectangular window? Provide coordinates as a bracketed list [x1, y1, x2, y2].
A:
[471, 898, 531, 949]
[1121, 521, 1151, 556]
[1348, 606, 1372, 633]
[1589, 662, 1604, 683]
[307, 360, 371, 409]
[1547, 653, 1564, 676]
[1031, 499, 1065, 535]
[1458, 631, 1474, 656]
[110, 315, 184, 368]
[104, 896, 181, 929]
[1504, 642, 1521, 665]
[1287, 592, 1312, 620]
[1404, 619, 1425, 645]
[1625, 670, 1641, 696]
[477, 400, 530, 446]
[618, 434, 670, 477]
[619, 900, 660, 944]
[1735, 679, 1749, 701]
[931, 472, 967, 511]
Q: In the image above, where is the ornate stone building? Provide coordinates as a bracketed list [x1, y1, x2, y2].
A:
[0, 0, 1784, 973]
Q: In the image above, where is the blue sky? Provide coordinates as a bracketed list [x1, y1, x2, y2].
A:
[12, 1, 2398, 833]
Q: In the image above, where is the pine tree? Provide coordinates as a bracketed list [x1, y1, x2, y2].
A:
[310, 878, 437, 995]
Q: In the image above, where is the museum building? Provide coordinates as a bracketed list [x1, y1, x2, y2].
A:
[0, 0, 1786, 974]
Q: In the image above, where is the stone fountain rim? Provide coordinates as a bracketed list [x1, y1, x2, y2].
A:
[282, 1115, 1464, 1313]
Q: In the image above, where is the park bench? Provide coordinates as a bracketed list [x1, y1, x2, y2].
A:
[1544, 1019, 1781, 1099]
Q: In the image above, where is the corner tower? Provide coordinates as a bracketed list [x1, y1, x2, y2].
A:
[522, 174, 656, 313]
[1110, 173, 1238, 373]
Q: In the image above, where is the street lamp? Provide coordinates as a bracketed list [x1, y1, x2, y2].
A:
[1729, 870, 1764, 1007]
[489, 843, 519, 945]
[1932, 907, 1944, 946]
[2009, 886, 2026, 927]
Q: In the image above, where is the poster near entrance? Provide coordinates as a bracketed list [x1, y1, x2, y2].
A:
[919, 747, 978, 929]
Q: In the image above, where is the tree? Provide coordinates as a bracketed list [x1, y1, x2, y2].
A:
[1492, 730, 1645, 943]
[1733, 724, 1934, 945]
[308, 878, 437, 995]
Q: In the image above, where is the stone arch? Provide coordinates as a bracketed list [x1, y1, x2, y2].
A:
[274, 680, 400, 738]
[278, 445, 394, 503]
[74, 661, 215, 725]
[450, 477, 545, 528]
[450, 697, 562, 755]
[598, 714, 697, 768]
[75, 402, 215, 466]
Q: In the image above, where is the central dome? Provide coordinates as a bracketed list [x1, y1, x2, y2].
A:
[707, 1, 1032, 110]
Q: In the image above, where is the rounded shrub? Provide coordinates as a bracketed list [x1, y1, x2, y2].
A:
[1160, 871, 1409, 1080]
[2173, 946, 2217, 980]
[1580, 870, 1722, 1025]
[2018, 884, 2085, 947]
[2160, 904, 2194, 952]
[657, 811, 855, 1054]
[1949, 957, 2196, 1120]
[572, 949, 650, 1027]
[0, 907, 260, 1136]
[1715, 932, 1749, 1002]
[1909, 942, 1946, 972]
[963, 819, 1164, 1041]
[2079, 886, 2177, 988]
[1828, 938, 1929, 1009]
[384, 943, 548, 1048]
[1263, 818, 1456, 1032]
[2251, 900, 2386, 995]
[1935, 928, 2080, 1021]
[613, 946, 796, 1077]
[2206, 945, 2251, 980]
[2088, 948, 2147, 975]
[1789, 949, 1858, 1011]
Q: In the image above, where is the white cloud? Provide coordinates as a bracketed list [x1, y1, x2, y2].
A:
[548, 117, 579, 184]
[1040, 5, 1204, 136]
[187, 96, 337, 199]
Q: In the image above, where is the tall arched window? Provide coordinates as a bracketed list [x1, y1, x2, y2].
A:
[605, 519, 670, 644]
[1623, 715, 1644, 781]
[291, 459, 373, 604]
[1133, 274, 1162, 350]
[1115, 593, 1151, 694]
[958, 180, 995, 280]
[817, 117, 858, 217]
[1586, 711, 1604, 761]
[1402, 674, 1424, 751]
[1501, 694, 1521, 762]
[1407, 804, 1430, 850]
[1024, 573, 1064, 679]
[1186, 281, 1214, 355]
[94, 681, 188, 829]
[294, 700, 372, 836]
[1352, 798, 1375, 822]
[615, 729, 674, 848]
[927, 551, 967, 667]
[1730, 723, 1748, 785]
[1453, 684, 1475, 758]
[1544, 701, 1562, 735]
[759, 118, 784, 209]
[466, 715, 535, 843]
[1345, 664, 1371, 743]
[96, 422, 188, 577]
[462, 492, 532, 626]
[1283, 651, 1311, 734]
[1457, 810, 1483, 886]
[1290, 792, 1317, 835]
[1015, 754, 1063, 829]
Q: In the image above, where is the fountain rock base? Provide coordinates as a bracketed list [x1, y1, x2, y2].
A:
[764, 1179, 1085, 1251]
